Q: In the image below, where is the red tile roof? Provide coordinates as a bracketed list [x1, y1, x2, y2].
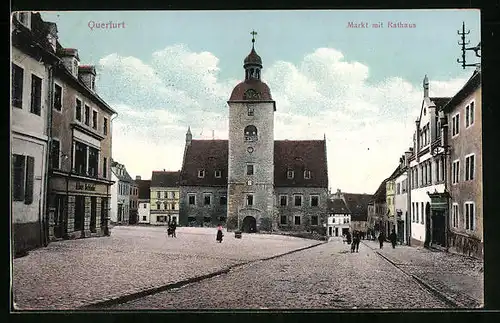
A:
[327, 198, 350, 214]
[180, 139, 328, 188]
[151, 171, 180, 188]
[343, 193, 373, 221]
[229, 79, 273, 101]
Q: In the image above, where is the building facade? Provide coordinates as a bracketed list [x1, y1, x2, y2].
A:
[179, 39, 328, 233]
[442, 69, 482, 258]
[394, 154, 410, 244]
[11, 12, 59, 254]
[110, 161, 133, 224]
[408, 76, 450, 247]
[326, 193, 351, 237]
[150, 171, 180, 225]
[129, 179, 139, 224]
[136, 177, 151, 224]
[367, 179, 388, 239]
[344, 192, 372, 236]
[386, 172, 397, 236]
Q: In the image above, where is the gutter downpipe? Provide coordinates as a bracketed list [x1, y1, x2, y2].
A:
[43, 61, 55, 247]
[105, 112, 119, 235]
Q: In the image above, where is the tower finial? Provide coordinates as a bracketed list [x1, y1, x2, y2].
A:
[250, 30, 257, 46]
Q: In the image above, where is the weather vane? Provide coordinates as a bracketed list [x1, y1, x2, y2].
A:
[251, 30, 258, 44]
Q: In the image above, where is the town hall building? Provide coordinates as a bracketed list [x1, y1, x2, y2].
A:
[179, 34, 329, 233]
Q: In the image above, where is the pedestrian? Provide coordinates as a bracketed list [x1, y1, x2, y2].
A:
[351, 231, 360, 253]
[216, 224, 224, 243]
[170, 220, 177, 238]
[378, 232, 385, 249]
[355, 232, 360, 252]
[389, 229, 397, 249]
[346, 231, 352, 245]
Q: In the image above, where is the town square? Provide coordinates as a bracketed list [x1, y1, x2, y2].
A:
[10, 9, 483, 311]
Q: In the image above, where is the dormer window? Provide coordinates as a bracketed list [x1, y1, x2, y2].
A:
[304, 170, 311, 179]
[287, 170, 294, 179]
[214, 170, 221, 178]
[244, 125, 258, 142]
[73, 60, 78, 76]
[198, 169, 205, 178]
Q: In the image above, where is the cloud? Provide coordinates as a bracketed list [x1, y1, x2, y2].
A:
[98, 45, 470, 193]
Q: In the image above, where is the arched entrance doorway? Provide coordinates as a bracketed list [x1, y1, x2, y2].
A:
[242, 216, 257, 233]
[424, 202, 431, 247]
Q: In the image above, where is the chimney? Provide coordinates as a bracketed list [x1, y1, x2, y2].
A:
[58, 48, 80, 77]
[428, 101, 437, 143]
[136, 175, 141, 180]
[78, 65, 97, 91]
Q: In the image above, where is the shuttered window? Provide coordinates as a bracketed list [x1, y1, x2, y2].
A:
[12, 154, 26, 201]
[24, 156, 35, 204]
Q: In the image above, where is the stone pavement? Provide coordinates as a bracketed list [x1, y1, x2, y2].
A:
[362, 239, 483, 308]
[111, 238, 450, 310]
[12, 226, 319, 310]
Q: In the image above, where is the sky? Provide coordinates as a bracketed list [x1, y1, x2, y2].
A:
[40, 10, 481, 194]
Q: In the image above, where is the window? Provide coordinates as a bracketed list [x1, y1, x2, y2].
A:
[188, 194, 196, 205]
[215, 170, 221, 178]
[30, 74, 42, 115]
[92, 110, 98, 129]
[280, 215, 287, 225]
[402, 179, 407, 193]
[244, 125, 258, 142]
[12, 154, 34, 204]
[452, 114, 460, 137]
[465, 154, 475, 181]
[280, 195, 287, 207]
[311, 215, 318, 225]
[310, 195, 319, 207]
[304, 170, 311, 179]
[421, 202, 424, 224]
[246, 164, 254, 176]
[103, 117, 108, 135]
[156, 202, 161, 210]
[411, 203, 415, 222]
[84, 105, 90, 126]
[12, 64, 23, 108]
[143, 204, 147, 209]
[452, 203, 459, 228]
[464, 202, 475, 231]
[416, 203, 419, 223]
[54, 83, 62, 111]
[465, 101, 475, 128]
[294, 195, 302, 207]
[142, 215, 147, 221]
[220, 196, 227, 205]
[171, 203, 176, 210]
[51, 139, 60, 169]
[204, 194, 211, 206]
[396, 183, 401, 195]
[287, 170, 294, 179]
[428, 162, 432, 184]
[452, 160, 460, 184]
[157, 216, 166, 222]
[198, 169, 205, 178]
[156, 191, 161, 199]
[247, 106, 254, 116]
[76, 99, 82, 121]
[74, 141, 87, 175]
[103, 157, 107, 178]
[294, 216, 301, 225]
[88, 147, 98, 177]
[246, 194, 254, 206]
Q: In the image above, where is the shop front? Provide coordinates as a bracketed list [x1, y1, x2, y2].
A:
[48, 171, 113, 240]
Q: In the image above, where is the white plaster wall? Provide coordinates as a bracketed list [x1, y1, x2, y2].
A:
[138, 202, 150, 223]
[11, 135, 47, 224]
[11, 47, 49, 139]
[410, 183, 445, 242]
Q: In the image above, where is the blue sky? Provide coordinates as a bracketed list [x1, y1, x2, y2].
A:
[40, 10, 480, 193]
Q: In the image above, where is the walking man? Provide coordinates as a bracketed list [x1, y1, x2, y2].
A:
[378, 231, 385, 249]
[389, 229, 397, 249]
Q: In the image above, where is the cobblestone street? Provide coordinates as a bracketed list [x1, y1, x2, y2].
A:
[12, 226, 318, 310]
[109, 237, 457, 310]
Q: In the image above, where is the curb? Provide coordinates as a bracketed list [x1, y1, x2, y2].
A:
[79, 241, 325, 309]
[373, 250, 460, 308]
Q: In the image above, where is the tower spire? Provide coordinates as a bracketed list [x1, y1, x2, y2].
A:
[251, 30, 257, 47]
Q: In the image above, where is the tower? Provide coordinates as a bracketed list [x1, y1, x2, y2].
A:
[226, 31, 276, 232]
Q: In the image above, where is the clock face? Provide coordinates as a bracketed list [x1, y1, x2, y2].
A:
[243, 89, 261, 100]
[247, 147, 254, 153]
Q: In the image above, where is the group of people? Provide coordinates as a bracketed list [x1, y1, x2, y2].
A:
[344, 230, 362, 253]
[377, 229, 398, 249]
[167, 221, 177, 237]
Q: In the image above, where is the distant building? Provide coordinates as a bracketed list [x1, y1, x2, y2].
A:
[327, 189, 372, 237]
[394, 152, 412, 244]
[129, 179, 139, 224]
[441, 68, 482, 258]
[136, 177, 151, 224]
[327, 192, 350, 237]
[110, 161, 133, 224]
[343, 192, 372, 235]
[385, 166, 401, 236]
[408, 76, 451, 247]
[150, 171, 180, 225]
[368, 179, 388, 238]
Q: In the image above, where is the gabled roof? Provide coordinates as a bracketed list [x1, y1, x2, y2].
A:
[180, 139, 328, 188]
[430, 97, 451, 109]
[180, 140, 228, 187]
[151, 171, 180, 188]
[136, 180, 151, 199]
[274, 140, 328, 188]
[327, 198, 350, 214]
[111, 163, 134, 182]
[373, 179, 388, 203]
[387, 165, 401, 181]
[343, 193, 373, 221]
[441, 70, 481, 113]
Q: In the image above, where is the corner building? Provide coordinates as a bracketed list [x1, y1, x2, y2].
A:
[179, 37, 328, 233]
